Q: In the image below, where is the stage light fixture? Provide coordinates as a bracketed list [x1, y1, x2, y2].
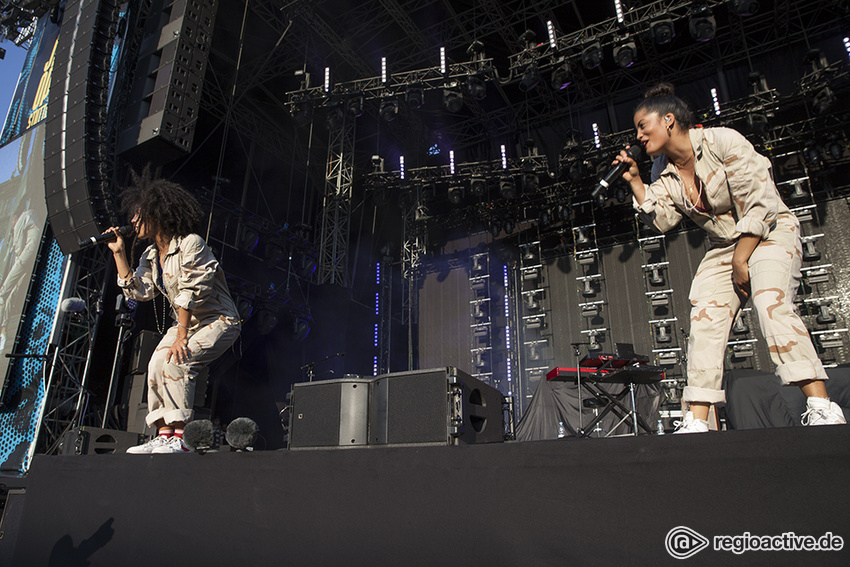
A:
[825, 136, 844, 160]
[522, 172, 539, 192]
[650, 19, 675, 45]
[238, 226, 260, 253]
[802, 240, 820, 262]
[551, 59, 572, 90]
[470, 175, 486, 197]
[467, 40, 485, 61]
[581, 42, 603, 69]
[547, 20, 557, 49]
[235, 296, 254, 322]
[503, 219, 514, 234]
[406, 84, 425, 109]
[803, 142, 822, 166]
[817, 305, 837, 325]
[812, 86, 836, 115]
[325, 100, 344, 130]
[379, 98, 399, 122]
[688, 7, 716, 42]
[290, 99, 312, 126]
[443, 88, 464, 112]
[748, 71, 769, 93]
[729, 0, 759, 15]
[499, 176, 516, 199]
[256, 308, 279, 335]
[490, 222, 501, 237]
[613, 39, 637, 68]
[804, 48, 829, 73]
[746, 112, 769, 135]
[293, 316, 312, 341]
[519, 29, 536, 49]
[574, 227, 589, 245]
[519, 63, 541, 92]
[465, 73, 487, 100]
[732, 316, 749, 335]
[347, 94, 364, 117]
[448, 185, 464, 205]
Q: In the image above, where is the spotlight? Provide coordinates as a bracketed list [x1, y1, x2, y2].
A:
[689, 7, 716, 42]
[290, 99, 312, 126]
[748, 71, 769, 93]
[503, 219, 514, 234]
[551, 59, 572, 90]
[817, 305, 837, 325]
[235, 296, 254, 322]
[518, 29, 536, 49]
[812, 87, 836, 115]
[650, 19, 675, 45]
[465, 73, 487, 100]
[581, 42, 603, 69]
[746, 112, 769, 135]
[443, 88, 464, 112]
[825, 135, 844, 160]
[804, 49, 829, 72]
[470, 175, 486, 197]
[804, 141, 822, 166]
[519, 63, 541, 92]
[490, 222, 501, 237]
[467, 40, 485, 61]
[574, 227, 589, 245]
[522, 173, 539, 192]
[346, 94, 364, 117]
[499, 176, 516, 199]
[448, 185, 464, 205]
[379, 98, 398, 122]
[729, 0, 759, 16]
[406, 85, 425, 109]
[325, 100, 344, 130]
[613, 40, 637, 68]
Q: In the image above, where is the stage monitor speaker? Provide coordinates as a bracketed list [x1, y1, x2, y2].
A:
[370, 367, 505, 446]
[288, 378, 371, 449]
[58, 427, 143, 455]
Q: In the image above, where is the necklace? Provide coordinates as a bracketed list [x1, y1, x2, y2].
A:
[153, 293, 167, 335]
[675, 164, 706, 213]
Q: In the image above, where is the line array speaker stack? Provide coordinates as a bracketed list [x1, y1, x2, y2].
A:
[117, 0, 218, 163]
[288, 368, 505, 449]
[44, 0, 121, 254]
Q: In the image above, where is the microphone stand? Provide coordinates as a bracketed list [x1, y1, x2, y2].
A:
[571, 342, 588, 435]
[300, 352, 345, 382]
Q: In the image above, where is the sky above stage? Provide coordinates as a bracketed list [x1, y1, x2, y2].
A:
[0, 42, 28, 138]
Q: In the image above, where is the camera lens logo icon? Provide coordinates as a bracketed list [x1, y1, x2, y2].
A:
[665, 526, 709, 559]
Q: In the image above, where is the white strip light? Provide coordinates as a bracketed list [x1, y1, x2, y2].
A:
[711, 88, 721, 115]
[381, 57, 387, 83]
[592, 123, 601, 148]
[399, 155, 405, 180]
[547, 20, 557, 49]
[440, 47, 446, 74]
[323, 67, 330, 92]
[615, 0, 624, 24]
[500, 144, 508, 169]
[844, 37, 850, 59]
[449, 150, 455, 175]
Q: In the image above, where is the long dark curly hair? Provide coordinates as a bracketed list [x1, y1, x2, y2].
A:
[119, 166, 203, 242]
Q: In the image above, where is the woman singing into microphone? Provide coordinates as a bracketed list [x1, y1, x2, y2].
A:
[615, 83, 845, 432]
[106, 168, 241, 453]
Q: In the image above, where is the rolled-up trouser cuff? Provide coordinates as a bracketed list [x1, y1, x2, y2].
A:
[146, 408, 194, 427]
[775, 359, 828, 385]
[682, 386, 726, 404]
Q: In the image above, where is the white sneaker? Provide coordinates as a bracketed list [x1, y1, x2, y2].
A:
[672, 411, 710, 434]
[802, 397, 847, 426]
[126, 435, 171, 454]
[151, 436, 191, 454]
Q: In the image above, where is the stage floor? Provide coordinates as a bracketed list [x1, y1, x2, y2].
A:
[6, 426, 850, 566]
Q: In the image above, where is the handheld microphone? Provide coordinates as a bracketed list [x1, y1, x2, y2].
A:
[77, 225, 134, 249]
[591, 144, 643, 201]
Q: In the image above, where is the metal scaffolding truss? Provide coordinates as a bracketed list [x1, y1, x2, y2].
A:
[317, 115, 356, 286]
[38, 247, 112, 454]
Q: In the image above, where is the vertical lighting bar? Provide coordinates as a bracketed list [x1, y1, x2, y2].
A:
[614, 0, 625, 23]
[547, 20, 557, 49]
[374, 262, 381, 375]
[592, 123, 601, 148]
[323, 67, 330, 92]
[500, 144, 508, 169]
[381, 57, 387, 83]
[399, 155, 405, 180]
[440, 46, 446, 74]
[503, 265, 512, 392]
[449, 150, 455, 175]
[844, 37, 850, 59]
[711, 88, 721, 115]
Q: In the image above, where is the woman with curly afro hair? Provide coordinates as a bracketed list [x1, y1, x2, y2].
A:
[105, 167, 241, 453]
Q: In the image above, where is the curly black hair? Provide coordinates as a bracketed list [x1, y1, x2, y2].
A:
[119, 166, 204, 241]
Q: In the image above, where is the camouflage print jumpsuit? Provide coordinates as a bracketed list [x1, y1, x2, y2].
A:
[635, 127, 826, 404]
[118, 233, 241, 425]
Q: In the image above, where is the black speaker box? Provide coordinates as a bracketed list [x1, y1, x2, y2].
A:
[370, 367, 505, 446]
[58, 427, 142, 455]
[288, 378, 371, 449]
[0, 488, 25, 565]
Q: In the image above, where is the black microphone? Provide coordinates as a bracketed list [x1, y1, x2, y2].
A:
[183, 419, 215, 452]
[225, 417, 259, 451]
[77, 225, 134, 249]
[591, 144, 643, 201]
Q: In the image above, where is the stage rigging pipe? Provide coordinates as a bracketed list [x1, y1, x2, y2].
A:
[206, 0, 251, 242]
